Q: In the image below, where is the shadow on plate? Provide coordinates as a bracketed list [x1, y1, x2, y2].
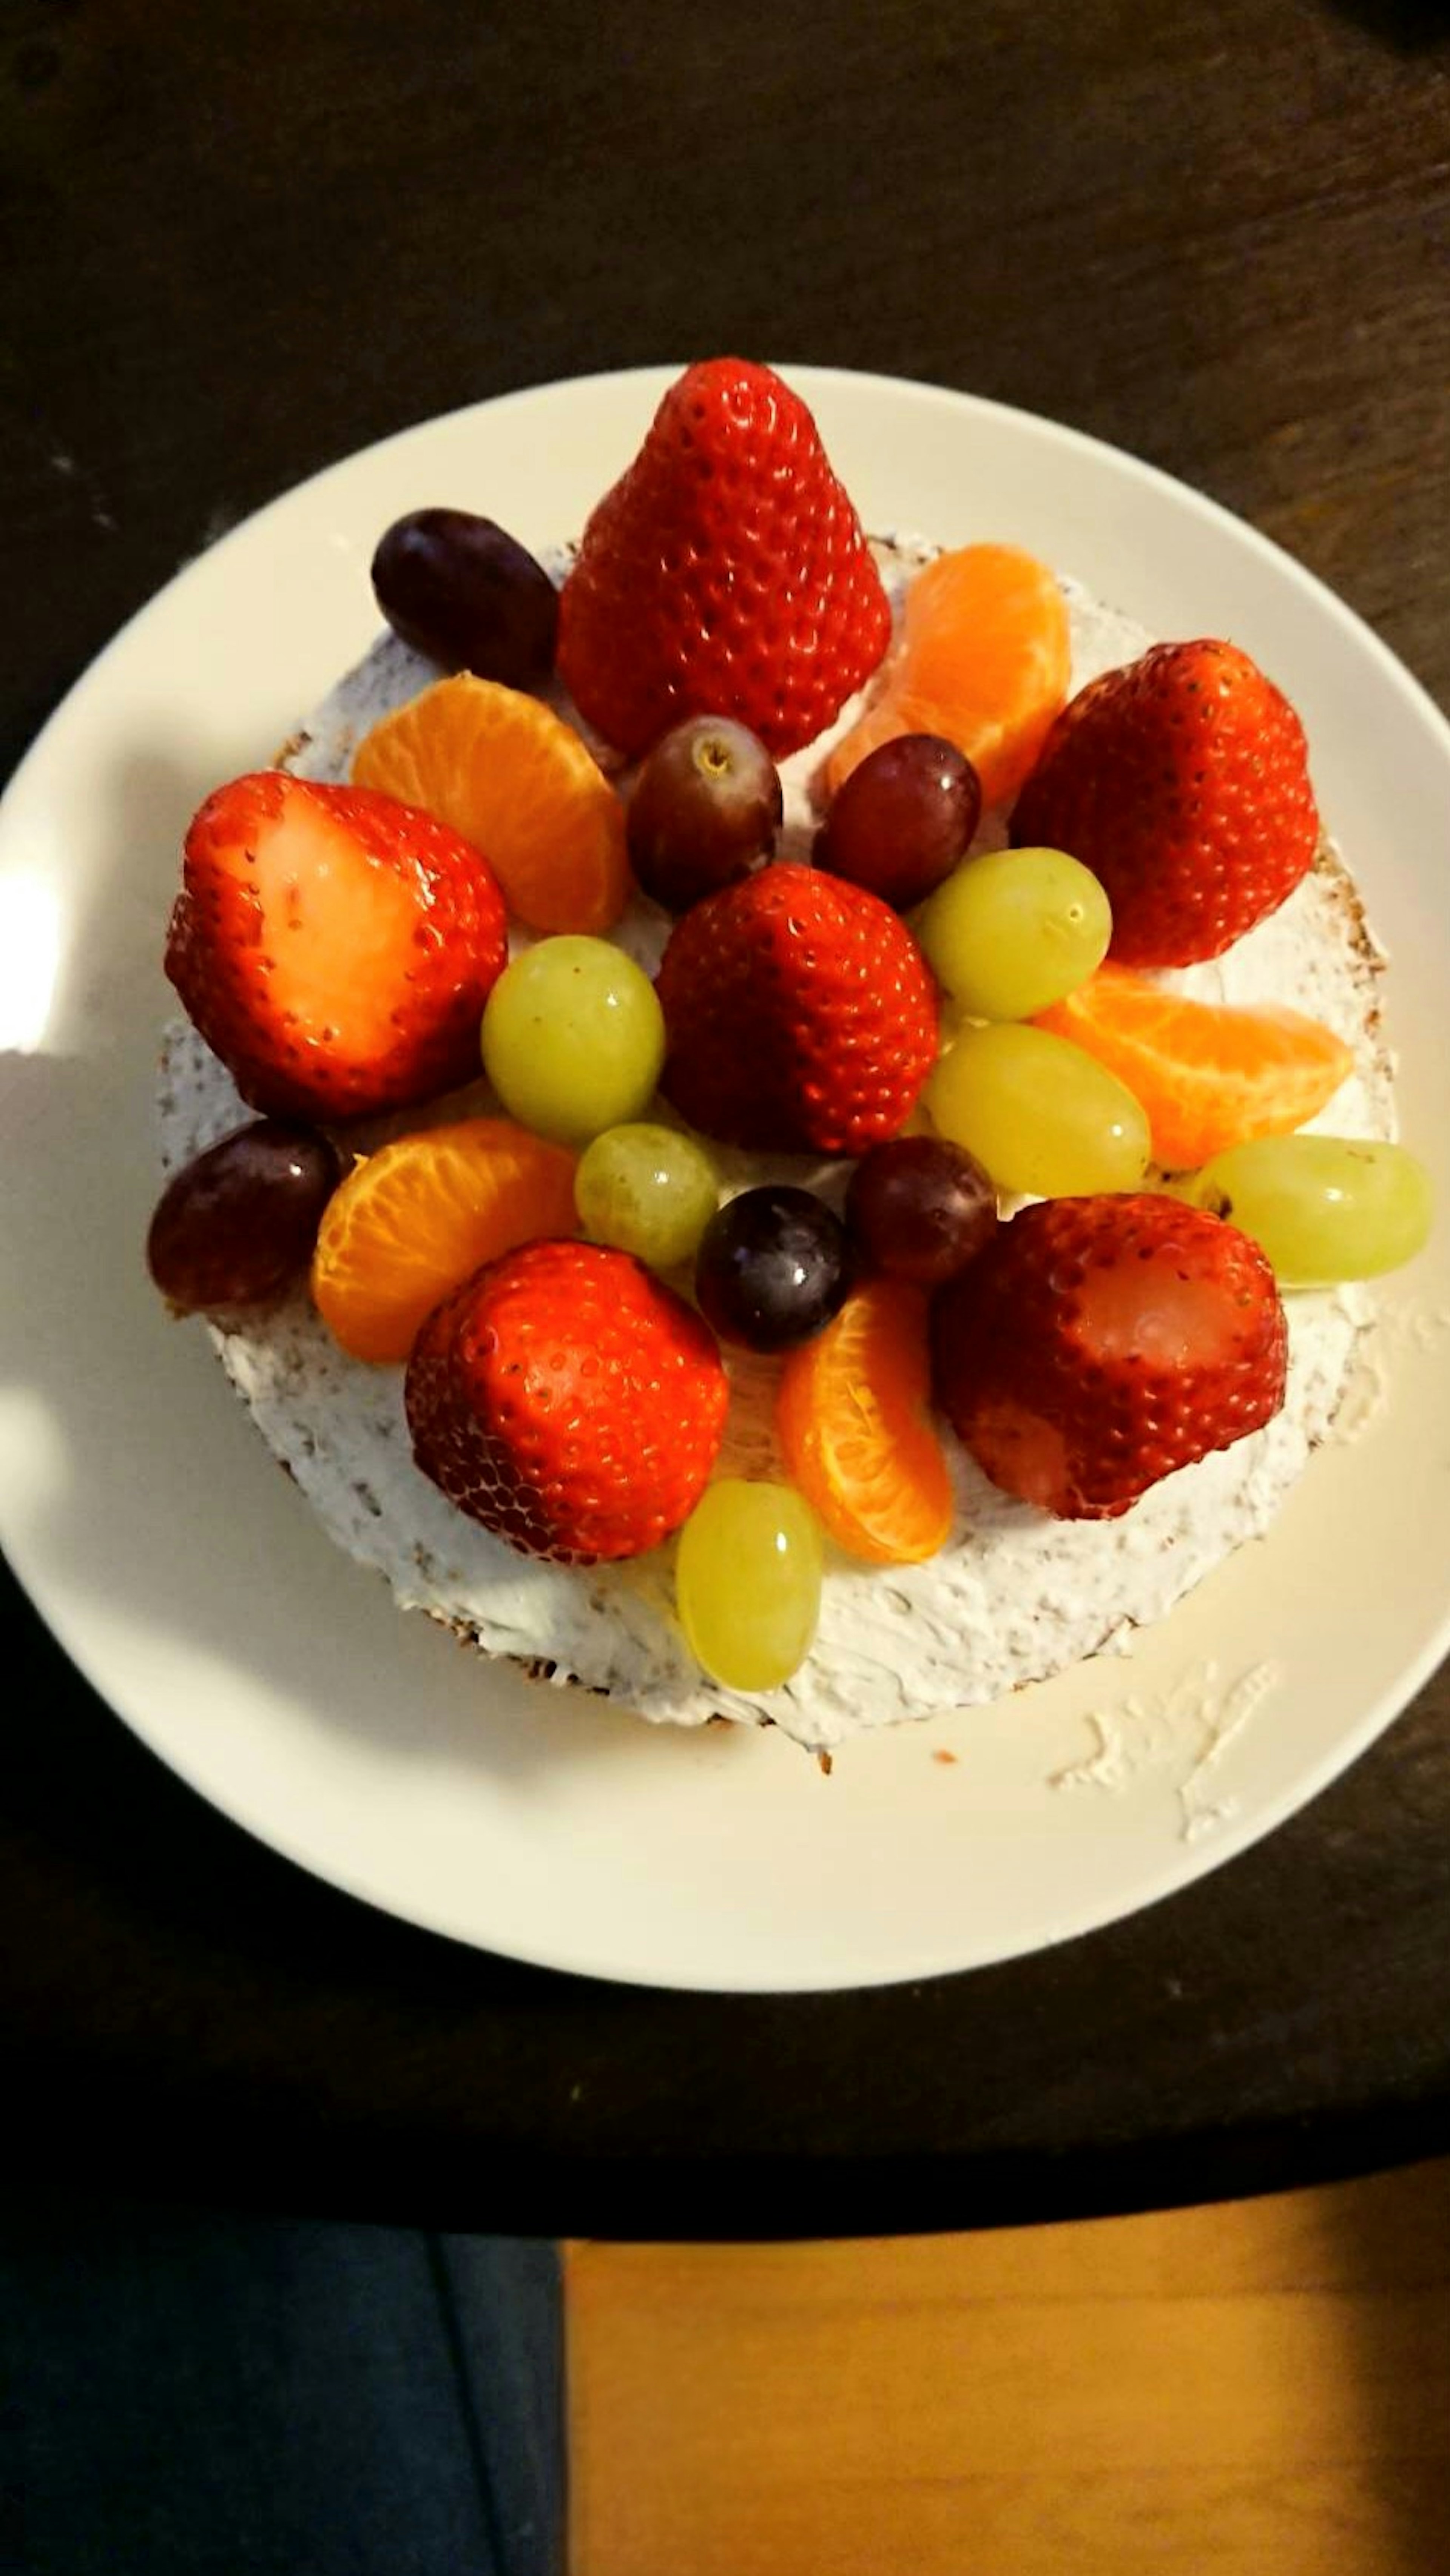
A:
[1, 979, 762, 1847]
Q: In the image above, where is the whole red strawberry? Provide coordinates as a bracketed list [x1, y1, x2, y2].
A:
[166, 771, 509, 1122]
[406, 1238, 729, 1565]
[932, 1193, 1287, 1520]
[655, 863, 938, 1154]
[556, 358, 891, 761]
[1010, 639, 1320, 967]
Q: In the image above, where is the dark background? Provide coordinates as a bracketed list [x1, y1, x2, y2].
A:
[3, 0, 1449, 2236]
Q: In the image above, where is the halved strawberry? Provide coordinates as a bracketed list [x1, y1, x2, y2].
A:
[165, 772, 509, 1122]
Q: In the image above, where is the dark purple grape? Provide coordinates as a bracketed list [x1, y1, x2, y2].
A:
[628, 715, 782, 913]
[147, 1121, 343, 1315]
[814, 734, 981, 910]
[694, 1185, 851, 1353]
[371, 509, 558, 691]
[845, 1136, 997, 1287]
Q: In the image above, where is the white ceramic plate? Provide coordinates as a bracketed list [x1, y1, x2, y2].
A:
[3, 366, 1449, 1994]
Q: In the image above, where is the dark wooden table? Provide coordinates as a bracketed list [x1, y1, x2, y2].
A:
[4, 0, 1449, 2238]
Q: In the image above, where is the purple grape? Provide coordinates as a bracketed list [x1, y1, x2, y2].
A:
[845, 1136, 998, 1286]
[148, 1121, 343, 1315]
[814, 734, 981, 910]
[694, 1185, 851, 1352]
[628, 715, 782, 913]
[371, 509, 558, 690]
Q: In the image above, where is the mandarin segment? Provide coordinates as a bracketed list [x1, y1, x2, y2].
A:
[310, 1116, 578, 1363]
[1035, 965, 1354, 1171]
[351, 673, 630, 936]
[776, 1277, 955, 1565]
[825, 544, 1070, 809]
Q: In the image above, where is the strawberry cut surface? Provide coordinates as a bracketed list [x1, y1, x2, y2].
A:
[556, 358, 892, 761]
[1010, 638, 1320, 967]
[405, 1238, 730, 1565]
[655, 862, 939, 1155]
[165, 771, 509, 1122]
[931, 1193, 1288, 1520]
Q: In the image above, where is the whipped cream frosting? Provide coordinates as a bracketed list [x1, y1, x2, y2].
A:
[156, 547, 1394, 1749]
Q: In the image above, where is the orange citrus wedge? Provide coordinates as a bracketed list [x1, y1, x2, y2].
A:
[776, 1278, 955, 1565]
[825, 543, 1070, 809]
[311, 1116, 579, 1362]
[352, 674, 630, 936]
[1035, 966, 1354, 1172]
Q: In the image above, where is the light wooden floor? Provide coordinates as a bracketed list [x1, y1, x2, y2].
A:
[566, 2156, 1450, 2575]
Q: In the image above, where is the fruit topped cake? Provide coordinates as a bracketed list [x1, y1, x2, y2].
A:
[150, 360, 1433, 1751]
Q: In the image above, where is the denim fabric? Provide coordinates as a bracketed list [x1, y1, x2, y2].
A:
[1, 2206, 564, 2575]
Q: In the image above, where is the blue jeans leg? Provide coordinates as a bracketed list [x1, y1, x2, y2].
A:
[1, 2202, 565, 2576]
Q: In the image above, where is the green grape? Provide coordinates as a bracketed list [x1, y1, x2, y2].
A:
[676, 1480, 824, 1691]
[481, 936, 664, 1146]
[574, 1122, 719, 1269]
[926, 1023, 1150, 1196]
[1175, 1136, 1434, 1286]
[917, 845, 1112, 1020]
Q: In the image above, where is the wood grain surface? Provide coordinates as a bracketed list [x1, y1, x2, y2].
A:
[2, 0, 1449, 2234]
[567, 2159, 1450, 2573]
